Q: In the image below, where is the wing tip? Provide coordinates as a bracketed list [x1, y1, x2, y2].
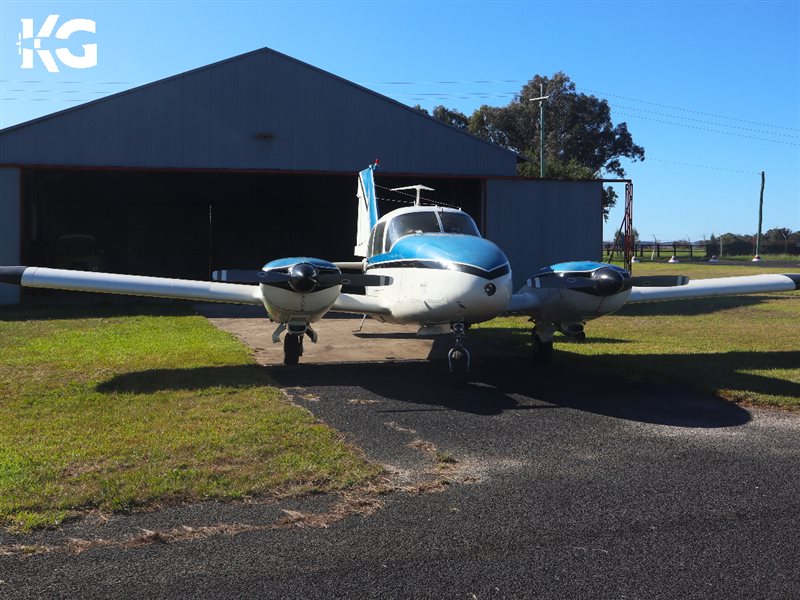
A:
[783, 274, 800, 290]
[0, 266, 27, 285]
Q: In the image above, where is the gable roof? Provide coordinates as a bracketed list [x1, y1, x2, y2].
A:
[0, 47, 519, 176]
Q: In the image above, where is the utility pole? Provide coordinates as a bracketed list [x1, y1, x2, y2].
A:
[754, 171, 765, 261]
[529, 84, 550, 178]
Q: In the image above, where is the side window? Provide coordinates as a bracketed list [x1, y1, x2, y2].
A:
[370, 221, 386, 257]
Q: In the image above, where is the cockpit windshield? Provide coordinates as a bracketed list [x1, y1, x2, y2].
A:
[440, 212, 481, 236]
[386, 212, 441, 249]
[381, 210, 482, 253]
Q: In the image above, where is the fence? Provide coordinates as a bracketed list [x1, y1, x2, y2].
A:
[603, 240, 799, 260]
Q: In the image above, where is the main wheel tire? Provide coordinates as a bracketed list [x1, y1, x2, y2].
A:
[449, 349, 469, 384]
[284, 334, 302, 365]
[532, 332, 554, 364]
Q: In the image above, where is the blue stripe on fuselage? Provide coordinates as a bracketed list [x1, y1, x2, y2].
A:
[366, 234, 509, 277]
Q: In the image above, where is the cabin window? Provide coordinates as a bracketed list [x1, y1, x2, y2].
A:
[439, 212, 480, 237]
[386, 212, 440, 249]
[369, 221, 387, 257]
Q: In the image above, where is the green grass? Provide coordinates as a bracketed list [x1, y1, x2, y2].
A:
[476, 262, 800, 409]
[0, 304, 379, 532]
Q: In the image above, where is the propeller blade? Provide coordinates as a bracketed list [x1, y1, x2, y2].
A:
[317, 273, 393, 287]
[630, 275, 689, 287]
[257, 270, 292, 284]
[212, 269, 262, 283]
[211, 269, 294, 284]
[531, 276, 596, 290]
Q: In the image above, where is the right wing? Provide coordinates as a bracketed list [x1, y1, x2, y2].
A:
[0, 266, 263, 305]
[627, 273, 799, 303]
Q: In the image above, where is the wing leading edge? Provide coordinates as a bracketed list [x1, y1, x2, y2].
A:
[1, 266, 263, 305]
[627, 273, 800, 303]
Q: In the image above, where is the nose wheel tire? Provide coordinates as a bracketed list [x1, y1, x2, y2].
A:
[532, 331, 553, 364]
[284, 333, 303, 365]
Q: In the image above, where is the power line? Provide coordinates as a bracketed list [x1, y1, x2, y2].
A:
[644, 158, 762, 175]
[614, 105, 799, 139]
[614, 111, 800, 146]
[578, 87, 800, 133]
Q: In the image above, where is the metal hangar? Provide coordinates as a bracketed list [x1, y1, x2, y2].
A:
[0, 48, 602, 304]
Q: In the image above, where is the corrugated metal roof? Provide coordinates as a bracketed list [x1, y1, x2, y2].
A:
[0, 48, 518, 176]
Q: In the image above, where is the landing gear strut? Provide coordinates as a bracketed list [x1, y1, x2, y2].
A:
[532, 323, 555, 364]
[283, 333, 303, 365]
[448, 321, 471, 383]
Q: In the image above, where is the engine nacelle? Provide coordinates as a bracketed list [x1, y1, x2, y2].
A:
[258, 257, 342, 324]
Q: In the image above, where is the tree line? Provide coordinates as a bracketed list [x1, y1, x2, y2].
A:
[708, 229, 799, 256]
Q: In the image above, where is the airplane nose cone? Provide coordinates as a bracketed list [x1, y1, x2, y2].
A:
[591, 267, 626, 295]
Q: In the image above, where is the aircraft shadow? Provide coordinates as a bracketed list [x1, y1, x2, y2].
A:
[616, 294, 778, 317]
[97, 351, 757, 428]
[557, 349, 800, 404]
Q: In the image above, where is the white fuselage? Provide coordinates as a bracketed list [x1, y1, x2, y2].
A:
[363, 267, 513, 326]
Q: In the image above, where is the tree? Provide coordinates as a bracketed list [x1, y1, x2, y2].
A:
[434, 72, 646, 219]
[613, 227, 640, 247]
[431, 105, 469, 131]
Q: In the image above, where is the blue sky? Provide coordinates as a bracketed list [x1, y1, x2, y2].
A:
[1, 0, 798, 243]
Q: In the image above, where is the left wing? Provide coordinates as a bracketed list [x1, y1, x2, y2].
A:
[0, 266, 263, 305]
[627, 273, 799, 303]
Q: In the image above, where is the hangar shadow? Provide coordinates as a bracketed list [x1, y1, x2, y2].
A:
[0, 302, 194, 322]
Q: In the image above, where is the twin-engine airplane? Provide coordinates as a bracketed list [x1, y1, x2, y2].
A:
[1, 163, 798, 380]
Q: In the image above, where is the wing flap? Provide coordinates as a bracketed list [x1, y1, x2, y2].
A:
[627, 273, 799, 303]
[11, 267, 263, 305]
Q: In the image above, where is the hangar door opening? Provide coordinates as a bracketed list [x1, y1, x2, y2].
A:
[22, 168, 483, 284]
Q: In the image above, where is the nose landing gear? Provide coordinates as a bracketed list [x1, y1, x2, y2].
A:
[283, 332, 304, 365]
[274, 322, 317, 365]
[448, 321, 471, 383]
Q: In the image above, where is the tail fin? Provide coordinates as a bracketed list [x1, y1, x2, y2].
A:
[354, 162, 379, 257]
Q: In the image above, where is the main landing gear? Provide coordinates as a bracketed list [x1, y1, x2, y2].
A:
[448, 321, 471, 383]
[531, 323, 555, 364]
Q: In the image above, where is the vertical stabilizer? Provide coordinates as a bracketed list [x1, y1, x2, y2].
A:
[354, 162, 379, 257]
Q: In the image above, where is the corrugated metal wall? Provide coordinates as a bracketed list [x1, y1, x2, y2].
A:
[0, 168, 21, 304]
[485, 179, 602, 290]
[0, 49, 518, 177]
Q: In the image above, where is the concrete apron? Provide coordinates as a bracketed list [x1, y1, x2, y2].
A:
[195, 303, 517, 366]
